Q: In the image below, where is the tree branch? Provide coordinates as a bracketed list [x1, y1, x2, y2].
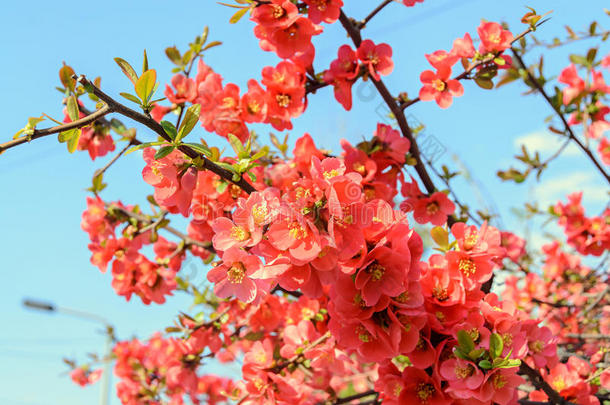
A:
[338, 11, 438, 200]
[510, 49, 610, 185]
[519, 362, 575, 405]
[357, 0, 393, 29]
[106, 203, 214, 252]
[76, 75, 257, 194]
[1, 105, 112, 153]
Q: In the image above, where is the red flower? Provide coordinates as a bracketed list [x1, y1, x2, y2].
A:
[419, 66, 464, 108]
[356, 39, 394, 81]
[477, 21, 514, 54]
[304, 0, 343, 24]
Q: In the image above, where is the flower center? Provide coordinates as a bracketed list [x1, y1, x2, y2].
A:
[288, 221, 307, 240]
[432, 285, 448, 301]
[416, 383, 435, 403]
[454, 364, 474, 379]
[355, 325, 371, 342]
[458, 258, 476, 276]
[251, 203, 269, 225]
[366, 262, 385, 281]
[426, 202, 439, 215]
[227, 263, 246, 284]
[492, 373, 507, 389]
[230, 226, 249, 241]
[432, 79, 446, 92]
[276, 94, 291, 108]
[528, 340, 544, 353]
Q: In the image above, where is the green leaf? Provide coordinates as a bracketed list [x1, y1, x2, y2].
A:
[120, 92, 142, 105]
[88, 172, 107, 194]
[125, 141, 166, 154]
[155, 145, 175, 160]
[165, 46, 182, 65]
[246, 171, 257, 182]
[229, 7, 249, 23]
[474, 77, 494, 90]
[251, 145, 269, 161]
[13, 116, 46, 139]
[177, 104, 201, 141]
[569, 54, 588, 66]
[457, 330, 475, 354]
[489, 333, 503, 359]
[114, 57, 139, 85]
[216, 181, 228, 194]
[182, 142, 211, 157]
[203, 41, 222, 51]
[478, 359, 492, 370]
[67, 129, 82, 153]
[59, 64, 76, 92]
[142, 49, 149, 73]
[58, 128, 79, 143]
[431, 226, 449, 249]
[201, 26, 209, 44]
[66, 95, 79, 122]
[160, 120, 178, 141]
[586, 48, 598, 64]
[135, 70, 157, 104]
[228, 134, 245, 156]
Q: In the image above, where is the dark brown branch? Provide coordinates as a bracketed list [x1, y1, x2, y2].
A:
[519, 362, 575, 405]
[357, 0, 393, 29]
[338, 11, 438, 200]
[510, 49, 610, 185]
[76, 75, 257, 193]
[1, 105, 112, 153]
[566, 333, 610, 340]
[106, 203, 214, 252]
[268, 331, 330, 373]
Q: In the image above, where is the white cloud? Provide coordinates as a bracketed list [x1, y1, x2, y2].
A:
[533, 171, 609, 206]
[513, 130, 580, 157]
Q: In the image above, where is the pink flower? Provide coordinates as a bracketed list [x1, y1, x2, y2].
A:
[356, 39, 394, 81]
[207, 247, 263, 303]
[558, 64, 585, 104]
[419, 66, 464, 108]
[477, 21, 514, 54]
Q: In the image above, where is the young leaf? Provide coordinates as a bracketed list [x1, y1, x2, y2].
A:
[431, 226, 449, 249]
[67, 129, 82, 153]
[489, 333, 504, 359]
[114, 57, 139, 85]
[59, 64, 76, 92]
[125, 141, 166, 154]
[160, 120, 178, 141]
[457, 330, 475, 354]
[478, 359, 492, 370]
[135, 70, 157, 104]
[120, 92, 142, 105]
[182, 142, 211, 157]
[155, 145, 175, 160]
[203, 41, 222, 51]
[66, 95, 80, 122]
[177, 104, 201, 141]
[227, 134, 246, 157]
[142, 49, 149, 73]
[165, 46, 182, 65]
[230, 7, 250, 24]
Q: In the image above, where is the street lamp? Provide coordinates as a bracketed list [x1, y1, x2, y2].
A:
[23, 298, 114, 405]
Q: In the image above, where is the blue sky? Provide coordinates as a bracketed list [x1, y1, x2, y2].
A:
[1, 1, 608, 404]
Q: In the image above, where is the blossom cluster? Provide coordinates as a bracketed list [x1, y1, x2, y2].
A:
[558, 57, 610, 164]
[419, 21, 513, 108]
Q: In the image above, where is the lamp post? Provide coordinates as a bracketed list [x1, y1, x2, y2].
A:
[23, 298, 114, 405]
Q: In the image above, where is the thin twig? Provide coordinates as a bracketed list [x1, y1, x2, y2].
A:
[1, 105, 112, 153]
[76, 75, 257, 193]
[510, 49, 610, 184]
